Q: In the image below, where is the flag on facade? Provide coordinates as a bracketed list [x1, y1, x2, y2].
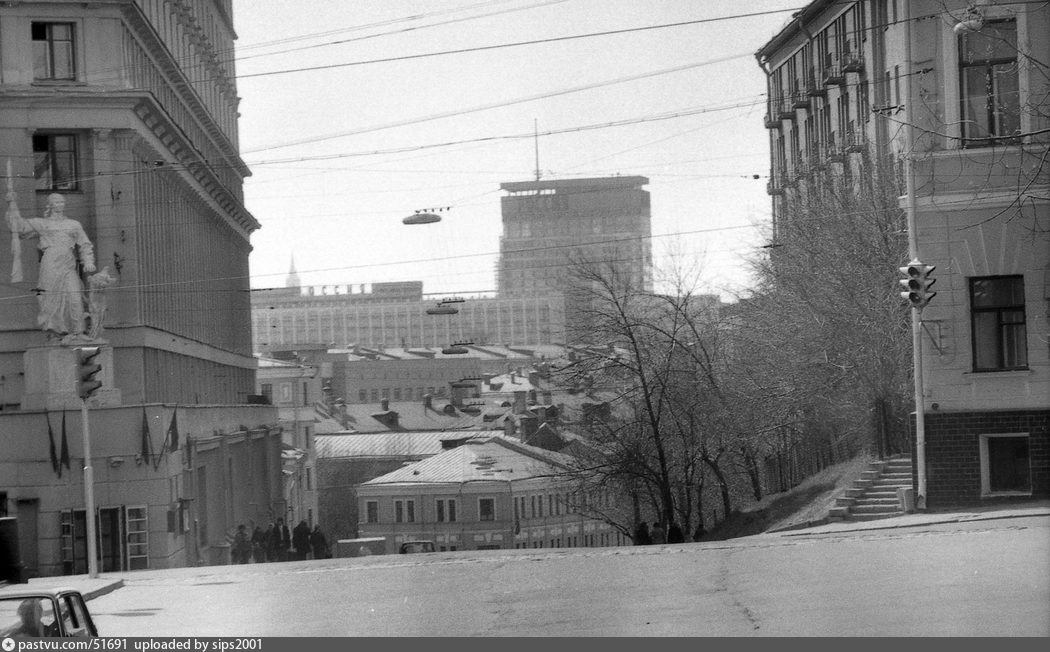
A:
[140, 408, 153, 466]
[167, 406, 179, 451]
[46, 412, 59, 475]
[60, 410, 70, 472]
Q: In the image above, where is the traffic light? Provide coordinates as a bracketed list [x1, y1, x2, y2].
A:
[899, 261, 936, 308]
[76, 346, 103, 400]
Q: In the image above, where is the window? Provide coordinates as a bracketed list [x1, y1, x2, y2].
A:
[365, 501, 378, 523]
[980, 434, 1031, 495]
[33, 134, 79, 191]
[971, 276, 1027, 371]
[358, 389, 367, 402]
[959, 19, 1020, 146]
[394, 499, 415, 523]
[32, 22, 76, 81]
[436, 498, 457, 523]
[478, 497, 495, 521]
[260, 384, 273, 402]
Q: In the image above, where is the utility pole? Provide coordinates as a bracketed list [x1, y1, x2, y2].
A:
[903, 2, 926, 511]
[81, 398, 98, 577]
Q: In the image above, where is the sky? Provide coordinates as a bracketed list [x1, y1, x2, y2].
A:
[233, 0, 802, 300]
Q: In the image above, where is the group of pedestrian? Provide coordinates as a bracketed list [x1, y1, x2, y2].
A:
[633, 520, 687, 545]
[230, 517, 330, 563]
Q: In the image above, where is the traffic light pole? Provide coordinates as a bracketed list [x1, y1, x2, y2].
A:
[81, 398, 99, 578]
[903, 6, 927, 511]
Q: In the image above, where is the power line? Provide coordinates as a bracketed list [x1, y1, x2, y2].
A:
[243, 52, 757, 154]
[236, 8, 802, 81]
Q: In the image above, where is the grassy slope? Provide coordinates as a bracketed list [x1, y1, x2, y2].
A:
[699, 452, 875, 540]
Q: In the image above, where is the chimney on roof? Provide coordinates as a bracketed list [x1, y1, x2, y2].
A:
[424, 394, 433, 410]
[381, 398, 389, 411]
[513, 391, 527, 414]
[520, 414, 539, 443]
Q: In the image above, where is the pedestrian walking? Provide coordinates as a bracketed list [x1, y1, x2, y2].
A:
[310, 525, 329, 559]
[633, 522, 652, 545]
[271, 518, 291, 562]
[232, 524, 252, 564]
[251, 526, 266, 562]
[292, 520, 311, 560]
[263, 523, 276, 562]
[651, 521, 667, 545]
[667, 522, 685, 544]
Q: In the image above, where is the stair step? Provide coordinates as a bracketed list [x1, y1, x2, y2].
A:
[858, 489, 901, 498]
[851, 504, 901, 514]
[849, 512, 903, 521]
[853, 497, 900, 506]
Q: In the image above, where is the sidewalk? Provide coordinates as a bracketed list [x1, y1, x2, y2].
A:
[19, 501, 1050, 601]
[773, 499, 1050, 537]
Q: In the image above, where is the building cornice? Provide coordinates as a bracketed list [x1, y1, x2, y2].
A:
[114, 0, 249, 176]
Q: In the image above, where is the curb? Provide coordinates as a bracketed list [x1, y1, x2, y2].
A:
[779, 509, 1050, 537]
[82, 579, 124, 601]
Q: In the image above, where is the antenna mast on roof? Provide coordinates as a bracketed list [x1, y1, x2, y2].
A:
[533, 118, 541, 182]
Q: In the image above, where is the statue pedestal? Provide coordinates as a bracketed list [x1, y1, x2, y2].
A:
[21, 344, 122, 411]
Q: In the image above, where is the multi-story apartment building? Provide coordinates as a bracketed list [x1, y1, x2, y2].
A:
[0, 1, 280, 576]
[757, 0, 1048, 507]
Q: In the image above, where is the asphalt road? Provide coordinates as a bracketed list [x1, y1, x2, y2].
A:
[87, 516, 1049, 636]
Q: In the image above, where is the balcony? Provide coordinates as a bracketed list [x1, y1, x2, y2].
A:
[766, 178, 785, 196]
[791, 90, 811, 110]
[764, 113, 782, 130]
[792, 162, 810, 183]
[842, 51, 864, 74]
[805, 73, 827, 98]
[844, 129, 867, 153]
[823, 63, 846, 86]
[776, 97, 795, 121]
[825, 141, 845, 163]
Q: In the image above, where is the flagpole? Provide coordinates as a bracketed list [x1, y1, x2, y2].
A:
[81, 399, 98, 578]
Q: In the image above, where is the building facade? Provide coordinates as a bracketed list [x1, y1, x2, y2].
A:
[356, 438, 626, 554]
[256, 357, 326, 530]
[0, 0, 281, 576]
[498, 176, 653, 298]
[252, 282, 565, 352]
[757, 0, 1049, 507]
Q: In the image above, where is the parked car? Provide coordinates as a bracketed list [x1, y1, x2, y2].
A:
[0, 586, 98, 637]
[398, 540, 436, 554]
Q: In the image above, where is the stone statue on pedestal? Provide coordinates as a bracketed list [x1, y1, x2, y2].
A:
[6, 190, 101, 344]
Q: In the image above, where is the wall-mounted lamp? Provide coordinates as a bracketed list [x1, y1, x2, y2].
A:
[108, 456, 125, 468]
[953, 6, 984, 34]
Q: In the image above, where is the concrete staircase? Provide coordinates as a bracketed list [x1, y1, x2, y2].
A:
[829, 456, 913, 521]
